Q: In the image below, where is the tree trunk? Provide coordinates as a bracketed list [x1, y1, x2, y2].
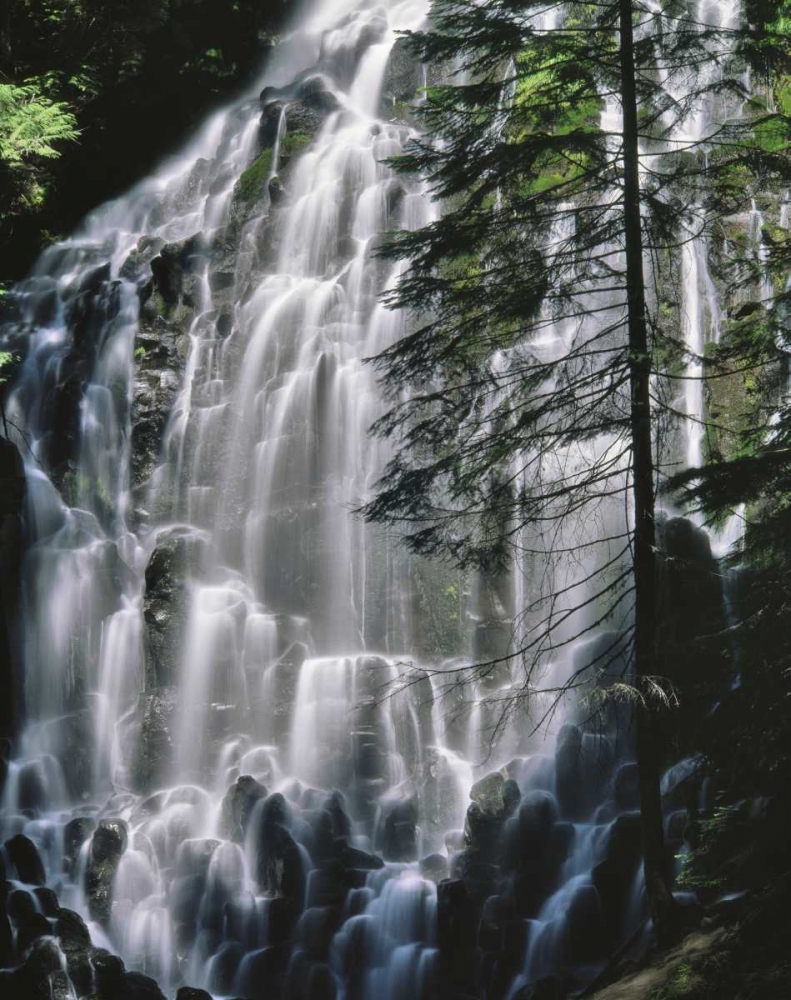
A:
[618, 0, 677, 947]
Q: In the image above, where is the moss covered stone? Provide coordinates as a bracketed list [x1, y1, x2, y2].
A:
[279, 132, 312, 165]
[233, 133, 312, 207]
[235, 149, 275, 205]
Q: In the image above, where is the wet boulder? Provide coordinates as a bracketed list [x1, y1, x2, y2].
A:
[234, 943, 290, 1000]
[296, 906, 337, 961]
[380, 797, 419, 862]
[261, 791, 291, 828]
[592, 812, 644, 941]
[175, 838, 220, 881]
[323, 791, 352, 840]
[64, 816, 96, 876]
[48, 971, 74, 1000]
[176, 989, 213, 1000]
[221, 775, 268, 842]
[464, 802, 503, 855]
[92, 949, 126, 996]
[419, 853, 449, 883]
[305, 860, 353, 910]
[470, 771, 521, 819]
[478, 894, 509, 952]
[437, 879, 481, 994]
[339, 845, 384, 871]
[16, 762, 47, 813]
[143, 236, 203, 314]
[119, 235, 166, 284]
[85, 819, 128, 925]
[450, 847, 499, 903]
[2, 937, 62, 1000]
[117, 970, 168, 1000]
[14, 911, 51, 956]
[32, 888, 58, 917]
[172, 872, 210, 951]
[305, 961, 337, 1000]
[254, 809, 305, 913]
[56, 907, 93, 994]
[206, 941, 243, 995]
[518, 791, 559, 858]
[259, 78, 339, 151]
[54, 910, 90, 952]
[6, 888, 36, 922]
[305, 808, 336, 863]
[4, 834, 45, 885]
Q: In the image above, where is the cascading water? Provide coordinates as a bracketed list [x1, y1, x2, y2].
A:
[0, 2, 763, 999]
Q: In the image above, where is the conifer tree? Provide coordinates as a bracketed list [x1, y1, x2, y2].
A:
[364, 0, 790, 944]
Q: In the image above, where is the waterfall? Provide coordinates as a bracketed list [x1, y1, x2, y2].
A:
[0, 2, 762, 999]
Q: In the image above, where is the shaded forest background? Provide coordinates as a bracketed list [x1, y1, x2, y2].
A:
[0, 0, 292, 283]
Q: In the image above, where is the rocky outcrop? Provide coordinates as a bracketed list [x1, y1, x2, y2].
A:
[131, 685, 179, 792]
[84, 819, 128, 925]
[143, 529, 203, 689]
[126, 238, 200, 501]
[380, 36, 424, 119]
[50, 264, 123, 489]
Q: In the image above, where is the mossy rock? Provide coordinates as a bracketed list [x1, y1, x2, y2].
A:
[235, 149, 275, 205]
[233, 132, 312, 208]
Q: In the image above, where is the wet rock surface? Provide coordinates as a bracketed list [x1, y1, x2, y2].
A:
[84, 819, 128, 925]
[132, 685, 179, 792]
[4, 834, 46, 885]
[143, 530, 204, 689]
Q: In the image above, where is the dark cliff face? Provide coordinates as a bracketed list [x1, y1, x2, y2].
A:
[0, 437, 26, 762]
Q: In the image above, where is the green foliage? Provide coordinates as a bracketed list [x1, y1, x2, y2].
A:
[280, 132, 312, 162]
[0, 351, 20, 384]
[648, 962, 695, 1000]
[236, 150, 275, 204]
[365, 0, 790, 576]
[0, 81, 78, 165]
